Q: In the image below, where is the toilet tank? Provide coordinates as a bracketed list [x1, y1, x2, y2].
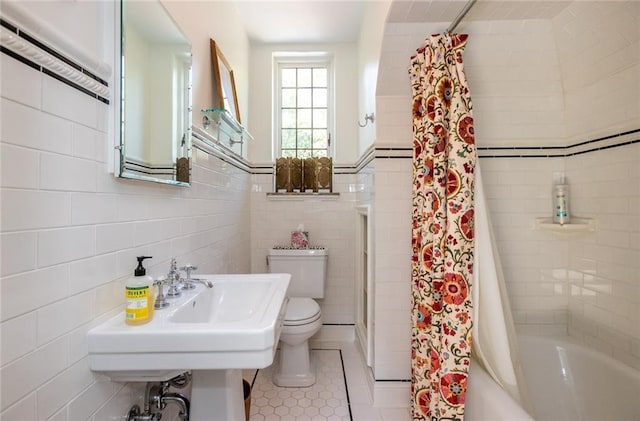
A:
[267, 248, 328, 298]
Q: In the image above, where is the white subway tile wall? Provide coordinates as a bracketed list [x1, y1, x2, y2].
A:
[369, 2, 640, 383]
[373, 158, 412, 380]
[553, 1, 640, 140]
[381, 19, 567, 148]
[249, 173, 358, 325]
[2, 1, 639, 418]
[480, 157, 571, 337]
[565, 144, 640, 368]
[0, 50, 251, 419]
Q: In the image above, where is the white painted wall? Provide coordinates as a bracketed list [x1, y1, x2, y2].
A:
[246, 41, 360, 326]
[163, 1, 251, 143]
[357, 0, 392, 156]
[247, 43, 359, 164]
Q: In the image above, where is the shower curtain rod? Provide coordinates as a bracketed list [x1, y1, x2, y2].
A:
[445, 0, 478, 33]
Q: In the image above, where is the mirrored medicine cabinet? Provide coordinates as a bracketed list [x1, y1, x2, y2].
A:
[115, 0, 192, 186]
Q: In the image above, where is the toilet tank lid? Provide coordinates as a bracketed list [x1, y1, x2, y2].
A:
[269, 247, 328, 256]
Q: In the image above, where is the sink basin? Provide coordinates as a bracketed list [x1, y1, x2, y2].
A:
[88, 273, 290, 382]
[170, 278, 276, 324]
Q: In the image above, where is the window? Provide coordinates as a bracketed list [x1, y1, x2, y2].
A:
[275, 56, 333, 158]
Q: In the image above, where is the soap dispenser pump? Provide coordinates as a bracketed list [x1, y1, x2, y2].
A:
[125, 256, 155, 325]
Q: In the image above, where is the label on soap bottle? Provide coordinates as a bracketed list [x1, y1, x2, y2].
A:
[126, 285, 150, 321]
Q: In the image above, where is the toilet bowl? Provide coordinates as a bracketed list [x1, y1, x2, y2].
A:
[272, 297, 322, 387]
[267, 248, 328, 387]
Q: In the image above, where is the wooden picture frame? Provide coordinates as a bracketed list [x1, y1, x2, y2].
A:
[210, 39, 241, 123]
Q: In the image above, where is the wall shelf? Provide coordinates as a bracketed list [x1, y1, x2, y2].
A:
[201, 108, 253, 156]
[266, 192, 340, 201]
[534, 217, 596, 233]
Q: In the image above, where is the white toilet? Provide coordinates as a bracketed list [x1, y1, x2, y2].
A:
[267, 247, 328, 387]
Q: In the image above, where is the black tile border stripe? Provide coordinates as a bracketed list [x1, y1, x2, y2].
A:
[338, 349, 354, 421]
[562, 128, 638, 149]
[0, 45, 39, 71]
[18, 29, 82, 72]
[0, 17, 108, 86]
[478, 138, 640, 158]
[0, 17, 110, 104]
[0, 17, 18, 34]
[190, 127, 639, 177]
[310, 348, 353, 421]
[359, 130, 639, 161]
[567, 138, 640, 157]
[196, 129, 639, 177]
[42, 67, 110, 105]
[477, 129, 640, 158]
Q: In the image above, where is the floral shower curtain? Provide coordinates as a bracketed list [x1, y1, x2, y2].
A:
[409, 33, 476, 420]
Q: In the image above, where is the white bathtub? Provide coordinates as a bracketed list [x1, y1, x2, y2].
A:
[466, 335, 640, 420]
[466, 358, 534, 421]
[519, 335, 640, 421]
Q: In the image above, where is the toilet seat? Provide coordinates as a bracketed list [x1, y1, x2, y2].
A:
[284, 297, 321, 326]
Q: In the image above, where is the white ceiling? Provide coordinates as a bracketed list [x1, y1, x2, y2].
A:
[128, 1, 189, 44]
[232, 0, 574, 44]
[387, 1, 572, 24]
[232, 0, 367, 44]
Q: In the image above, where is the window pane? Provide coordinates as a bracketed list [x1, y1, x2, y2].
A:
[281, 109, 296, 128]
[297, 89, 311, 108]
[313, 109, 327, 128]
[312, 88, 327, 107]
[313, 129, 328, 149]
[313, 68, 327, 87]
[281, 129, 296, 149]
[282, 88, 296, 107]
[282, 69, 296, 87]
[281, 149, 296, 158]
[298, 149, 312, 159]
[297, 109, 312, 128]
[297, 68, 311, 87]
[298, 130, 312, 148]
[277, 62, 332, 160]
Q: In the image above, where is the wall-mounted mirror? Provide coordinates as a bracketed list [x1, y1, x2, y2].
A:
[116, 0, 192, 186]
[210, 39, 240, 124]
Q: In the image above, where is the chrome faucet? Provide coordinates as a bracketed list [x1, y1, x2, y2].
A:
[163, 259, 212, 300]
[180, 264, 198, 290]
[189, 278, 214, 288]
[166, 258, 182, 298]
[154, 276, 170, 309]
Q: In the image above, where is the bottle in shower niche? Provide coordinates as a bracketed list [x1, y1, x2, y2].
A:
[553, 176, 570, 225]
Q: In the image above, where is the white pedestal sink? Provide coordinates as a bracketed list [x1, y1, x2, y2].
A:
[88, 273, 290, 420]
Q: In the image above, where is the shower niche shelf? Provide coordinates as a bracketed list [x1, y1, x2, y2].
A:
[534, 217, 596, 233]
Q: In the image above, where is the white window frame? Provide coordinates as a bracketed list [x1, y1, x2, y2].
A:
[273, 53, 335, 160]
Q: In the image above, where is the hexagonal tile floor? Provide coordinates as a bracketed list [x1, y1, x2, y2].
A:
[245, 349, 352, 421]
